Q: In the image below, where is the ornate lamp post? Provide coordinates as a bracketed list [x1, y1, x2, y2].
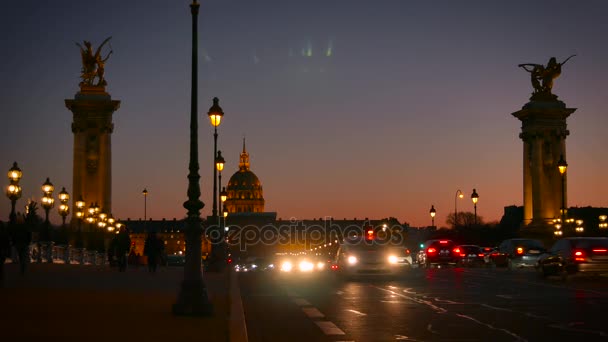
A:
[454, 189, 463, 228]
[41, 178, 55, 262]
[471, 189, 479, 225]
[173, 0, 212, 316]
[216, 150, 225, 227]
[429, 205, 436, 229]
[557, 155, 568, 226]
[58, 187, 70, 227]
[6, 162, 23, 225]
[208, 97, 224, 219]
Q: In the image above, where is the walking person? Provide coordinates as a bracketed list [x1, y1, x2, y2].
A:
[115, 226, 131, 272]
[12, 214, 32, 276]
[144, 232, 161, 273]
[0, 222, 11, 285]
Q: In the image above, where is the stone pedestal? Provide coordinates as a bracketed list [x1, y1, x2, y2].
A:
[65, 85, 120, 225]
[512, 98, 576, 232]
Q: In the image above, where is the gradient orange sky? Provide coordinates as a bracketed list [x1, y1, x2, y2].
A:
[1, 0, 607, 227]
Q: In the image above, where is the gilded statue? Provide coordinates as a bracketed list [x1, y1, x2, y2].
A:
[519, 55, 575, 101]
[76, 37, 113, 87]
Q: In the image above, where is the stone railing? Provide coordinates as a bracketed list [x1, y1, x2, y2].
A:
[12, 244, 109, 266]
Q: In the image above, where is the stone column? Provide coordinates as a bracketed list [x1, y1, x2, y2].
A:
[512, 99, 575, 231]
[65, 85, 120, 228]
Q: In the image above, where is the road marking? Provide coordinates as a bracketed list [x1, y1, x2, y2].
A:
[455, 313, 527, 341]
[346, 309, 366, 316]
[481, 304, 513, 312]
[496, 294, 513, 299]
[374, 287, 448, 314]
[548, 322, 608, 337]
[293, 298, 311, 306]
[315, 321, 345, 335]
[302, 307, 324, 318]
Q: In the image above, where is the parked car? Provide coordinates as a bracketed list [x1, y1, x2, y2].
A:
[494, 238, 546, 269]
[417, 239, 458, 268]
[538, 237, 608, 278]
[454, 245, 485, 267]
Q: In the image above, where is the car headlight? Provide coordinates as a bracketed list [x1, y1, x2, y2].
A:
[299, 260, 314, 272]
[347, 256, 358, 265]
[388, 255, 398, 264]
[316, 262, 325, 270]
[281, 261, 293, 272]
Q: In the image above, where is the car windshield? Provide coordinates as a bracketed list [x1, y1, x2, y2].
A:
[572, 238, 608, 249]
[513, 240, 544, 249]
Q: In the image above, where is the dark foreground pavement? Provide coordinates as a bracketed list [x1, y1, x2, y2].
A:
[0, 263, 231, 342]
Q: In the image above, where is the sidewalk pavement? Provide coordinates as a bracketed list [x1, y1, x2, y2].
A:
[0, 262, 235, 342]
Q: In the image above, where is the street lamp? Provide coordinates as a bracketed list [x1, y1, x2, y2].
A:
[208, 97, 224, 219]
[58, 187, 70, 227]
[173, 0, 212, 316]
[41, 177, 55, 262]
[142, 188, 148, 221]
[471, 189, 479, 225]
[41, 177, 55, 231]
[429, 205, 436, 228]
[599, 215, 608, 229]
[216, 150, 225, 227]
[454, 189, 463, 228]
[557, 155, 568, 225]
[6, 162, 23, 225]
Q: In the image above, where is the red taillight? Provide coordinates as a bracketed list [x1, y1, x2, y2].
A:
[427, 247, 437, 254]
[574, 250, 585, 262]
[478, 254, 484, 257]
[453, 247, 461, 254]
[459, 253, 465, 257]
[366, 229, 374, 240]
[593, 249, 607, 253]
[516, 247, 524, 255]
[439, 240, 448, 244]
[491, 252, 499, 256]
[331, 264, 339, 270]
[227, 258, 233, 264]
[405, 249, 411, 255]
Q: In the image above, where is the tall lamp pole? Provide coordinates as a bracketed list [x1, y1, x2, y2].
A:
[471, 189, 479, 225]
[41, 178, 55, 262]
[173, 0, 212, 316]
[58, 188, 70, 227]
[454, 189, 463, 228]
[215, 151, 225, 227]
[6, 162, 23, 225]
[208, 97, 224, 219]
[557, 155, 568, 227]
[142, 188, 148, 221]
[429, 205, 436, 229]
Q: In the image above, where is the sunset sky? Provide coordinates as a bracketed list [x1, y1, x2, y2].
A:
[1, 0, 607, 227]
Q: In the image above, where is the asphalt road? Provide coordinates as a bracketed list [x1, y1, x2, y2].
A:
[238, 266, 608, 341]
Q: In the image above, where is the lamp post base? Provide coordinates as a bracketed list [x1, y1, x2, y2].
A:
[172, 278, 213, 316]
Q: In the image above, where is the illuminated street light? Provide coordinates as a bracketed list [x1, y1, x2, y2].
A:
[557, 155, 568, 224]
[471, 189, 479, 225]
[429, 205, 436, 228]
[6, 162, 23, 225]
[454, 189, 464, 228]
[58, 187, 70, 227]
[208, 97, 224, 219]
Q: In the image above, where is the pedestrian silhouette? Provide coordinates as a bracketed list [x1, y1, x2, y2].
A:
[0, 221, 11, 285]
[144, 232, 161, 273]
[115, 227, 131, 272]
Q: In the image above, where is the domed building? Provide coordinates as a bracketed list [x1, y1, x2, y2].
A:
[224, 139, 265, 213]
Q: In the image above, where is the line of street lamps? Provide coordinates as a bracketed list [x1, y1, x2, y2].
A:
[432, 189, 480, 228]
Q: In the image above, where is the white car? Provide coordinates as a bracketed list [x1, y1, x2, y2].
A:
[335, 238, 413, 277]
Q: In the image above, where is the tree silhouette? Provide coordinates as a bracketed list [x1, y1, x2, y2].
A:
[446, 212, 484, 227]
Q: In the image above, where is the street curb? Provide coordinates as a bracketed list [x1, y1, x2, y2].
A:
[229, 270, 248, 342]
